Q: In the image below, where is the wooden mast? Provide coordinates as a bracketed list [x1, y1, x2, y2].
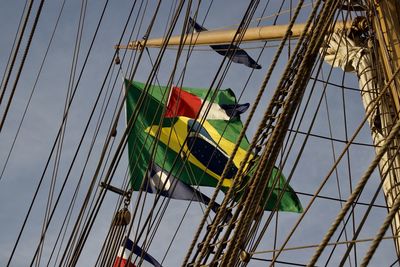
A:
[371, 0, 400, 257]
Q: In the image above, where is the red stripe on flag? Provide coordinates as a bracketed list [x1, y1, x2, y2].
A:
[165, 86, 202, 118]
[113, 257, 136, 267]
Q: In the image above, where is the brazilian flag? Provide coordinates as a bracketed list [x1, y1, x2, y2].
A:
[125, 79, 302, 212]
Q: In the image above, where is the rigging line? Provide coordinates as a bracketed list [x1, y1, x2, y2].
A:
[0, 0, 34, 107]
[238, 0, 287, 255]
[242, 1, 308, 255]
[237, 44, 321, 267]
[96, 160, 132, 267]
[130, 1, 256, 262]
[295, 190, 387, 209]
[94, 185, 125, 267]
[63, 1, 172, 263]
[247, 21, 312, 262]
[60, 37, 131, 265]
[146, 3, 238, 263]
[341, 11, 360, 265]
[142, 53, 215, 227]
[29, 31, 113, 267]
[390, 258, 400, 267]
[247, 47, 328, 251]
[124, 0, 198, 251]
[0, 0, 44, 132]
[189, 2, 266, 264]
[36, 0, 89, 265]
[310, 77, 367, 92]
[338, 142, 400, 266]
[94, 142, 128, 267]
[48, 63, 120, 267]
[361, 174, 400, 266]
[184, 0, 310, 264]
[0, 0, 29, 87]
[253, 234, 400, 255]
[64, 72, 122, 266]
[6, 0, 114, 264]
[307, 74, 400, 267]
[272, 66, 400, 264]
[52, 139, 117, 266]
[248, 257, 309, 267]
[255, 2, 313, 24]
[260, 15, 352, 266]
[208, 1, 296, 264]
[137, 1, 262, 262]
[35, 0, 118, 263]
[322, 70, 353, 267]
[249, 2, 345, 250]
[272, 210, 279, 267]
[54, 65, 123, 267]
[325, 19, 359, 266]
[286, 128, 376, 147]
[198, 2, 313, 33]
[220, 5, 288, 252]
[128, 5, 246, 257]
[54, 0, 143, 261]
[163, 0, 178, 36]
[61, 88, 121, 267]
[123, 0, 146, 79]
[0, 0, 68, 183]
[191, 4, 271, 264]
[247, 4, 354, 266]
[242, 0, 339, 258]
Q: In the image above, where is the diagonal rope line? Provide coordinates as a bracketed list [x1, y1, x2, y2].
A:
[307, 74, 400, 267]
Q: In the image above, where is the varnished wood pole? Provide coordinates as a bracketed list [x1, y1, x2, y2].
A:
[116, 21, 351, 50]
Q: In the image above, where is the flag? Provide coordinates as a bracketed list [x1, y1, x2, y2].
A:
[165, 85, 249, 120]
[145, 161, 232, 220]
[188, 17, 262, 69]
[113, 237, 162, 267]
[125, 80, 302, 212]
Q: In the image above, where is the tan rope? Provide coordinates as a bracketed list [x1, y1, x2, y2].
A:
[184, 0, 310, 265]
[307, 77, 400, 266]
[361, 185, 400, 265]
[253, 235, 400, 255]
[222, 0, 342, 265]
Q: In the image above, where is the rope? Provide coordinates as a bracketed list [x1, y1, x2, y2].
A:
[253, 234, 400, 254]
[0, 0, 45, 132]
[307, 75, 400, 267]
[247, 23, 360, 258]
[183, 0, 308, 265]
[271, 65, 400, 264]
[361, 176, 400, 265]
[35, 1, 89, 265]
[222, 0, 338, 264]
[0, 0, 67, 183]
[338, 142, 400, 265]
[0, 0, 34, 107]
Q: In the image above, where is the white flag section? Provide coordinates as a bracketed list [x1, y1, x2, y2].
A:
[113, 237, 162, 267]
[165, 85, 250, 121]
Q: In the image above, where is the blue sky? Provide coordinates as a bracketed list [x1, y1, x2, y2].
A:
[0, 1, 398, 266]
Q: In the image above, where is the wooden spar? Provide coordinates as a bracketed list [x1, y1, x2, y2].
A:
[371, 0, 400, 258]
[116, 21, 351, 50]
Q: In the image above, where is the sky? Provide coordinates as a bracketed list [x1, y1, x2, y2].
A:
[0, 0, 398, 266]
